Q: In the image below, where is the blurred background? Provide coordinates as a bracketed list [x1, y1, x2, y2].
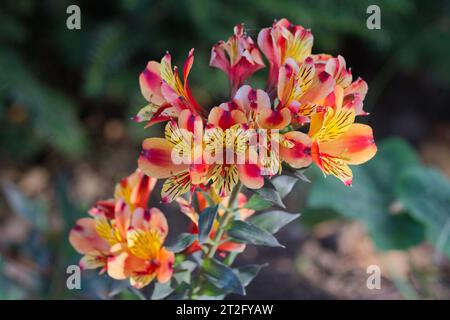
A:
[1, 0, 450, 299]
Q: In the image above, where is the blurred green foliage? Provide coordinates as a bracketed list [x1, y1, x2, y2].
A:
[1, 0, 450, 160]
[307, 138, 450, 258]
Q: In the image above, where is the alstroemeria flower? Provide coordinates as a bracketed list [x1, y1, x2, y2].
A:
[210, 24, 265, 96]
[203, 122, 265, 196]
[233, 84, 312, 171]
[309, 86, 377, 185]
[69, 170, 174, 289]
[313, 54, 369, 115]
[135, 49, 203, 127]
[139, 109, 210, 202]
[277, 57, 334, 123]
[107, 207, 174, 289]
[176, 189, 254, 255]
[258, 18, 313, 90]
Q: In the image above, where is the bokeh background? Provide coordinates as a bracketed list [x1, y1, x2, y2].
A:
[1, 0, 450, 299]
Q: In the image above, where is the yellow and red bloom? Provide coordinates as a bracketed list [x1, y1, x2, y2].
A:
[69, 169, 175, 289]
[176, 189, 254, 255]
[139, 109, 210, 202]
[308, 86, 377, 185]
[135, 49, 203, 127]
[210, 24, 265, 96]
[258, 18, 313, 90]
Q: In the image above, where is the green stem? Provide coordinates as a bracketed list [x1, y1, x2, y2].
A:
[205, 183, 242, 259]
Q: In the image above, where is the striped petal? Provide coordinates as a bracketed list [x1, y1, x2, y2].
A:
[312, 143, 353, 186]
[161, 170, 191, 203]
[127, 228, 162, 261]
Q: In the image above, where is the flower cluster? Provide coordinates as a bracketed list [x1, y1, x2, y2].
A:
[69, 169, 174, 289]
[70, 18, 378, 295]
[136, 18, 376, 202]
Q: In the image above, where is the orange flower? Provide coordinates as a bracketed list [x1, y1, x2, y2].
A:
[135, 49, 203, 127]
[69, 169, 174, 289]
[210, 24, 265, 96]
[258, 18, 313, 89]
[176, 189, 254, 255]
[309, 86, 377, 185]
[138, 109, 210, 202]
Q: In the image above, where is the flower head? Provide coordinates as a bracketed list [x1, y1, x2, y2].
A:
[308, 86, 377, 185]
[210, 24, 265, 96]
[69, 169, 174, 289]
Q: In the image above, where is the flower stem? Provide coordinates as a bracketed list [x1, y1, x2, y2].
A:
[205, 183, 242, 259]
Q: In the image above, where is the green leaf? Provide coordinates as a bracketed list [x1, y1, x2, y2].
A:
[151, 281, 174, 300]
[244, 194, 273, 211]
[203, 258, 245, 296]
[249, 210, 300, 234]
[293, 169, 311, 183]
[307, 138, 425, 251]
[227, 220, 284, 247]
[254, 183, 286, 209]
[236, 264, 267, 287]
[396, 167, 450, 257]
[198, 205, 219, 244]
[270, 175, 299, 198]
[167, 233, 197, 253]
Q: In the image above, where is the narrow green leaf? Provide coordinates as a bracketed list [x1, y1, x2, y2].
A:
[236, 264, 267, 287]
[270, 175, 298, 198]
[227, 220, 284, 247]
[203, 258, 245, 296]
[198, 205, 219, 244]
[167, 233, 197, 253]
[249, 210, 300, 234]
[254, 186, 285, 208]
[244, 194, 273, 211]
[293, 169, 311, 183]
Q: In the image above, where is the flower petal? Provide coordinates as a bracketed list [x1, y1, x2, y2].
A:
[131, 207, 169, 240]
[156, 247, 175, 283]
[69, 218, 110, 254]
[208, 105, 247, 130]
[319, 123, 377, 165]
[237, 163, 264, 189]
[138, 138, 189, 179]
[256, 107, 291, 129]
[280, 131, 312, 168]
[139, 61, 165, 105]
